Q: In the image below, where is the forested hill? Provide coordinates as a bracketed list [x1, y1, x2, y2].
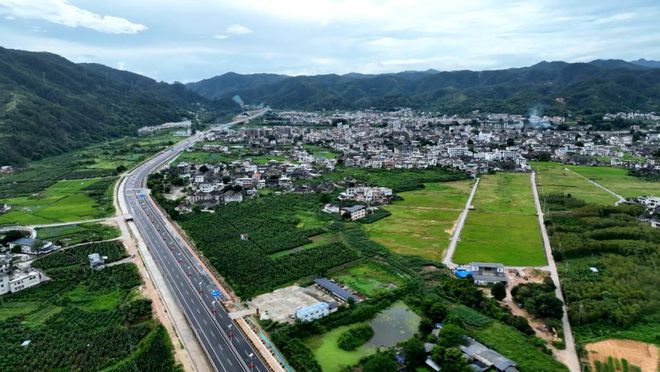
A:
[187, 60, 660, 114]
[0, 47, 235, 165]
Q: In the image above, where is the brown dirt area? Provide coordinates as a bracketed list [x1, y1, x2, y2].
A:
[586, 339, 658, 372]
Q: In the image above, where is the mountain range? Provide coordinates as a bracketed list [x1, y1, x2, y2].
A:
[2, 45, 660, 165]
[187, 59, 660, 115]
[0, 47, 237, 165]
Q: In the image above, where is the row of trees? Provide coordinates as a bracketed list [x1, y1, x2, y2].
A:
[0, 241, 178, 371]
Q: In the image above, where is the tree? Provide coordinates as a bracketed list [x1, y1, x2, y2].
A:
[442, 347, 472, 371]
[115, 164, 127, 174]
[437, 324, 467, 347]
[427, 303, 448, 322]
[491, 282, 506, 301]
[403, 338, 426, 368]
[418, 318, 434, 335]
[199, 165, 209, 173]
[362, 352, 398, 372]
[506, 138, 515, 146]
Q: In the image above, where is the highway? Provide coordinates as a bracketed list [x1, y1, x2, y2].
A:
[119, 112, 270, 372]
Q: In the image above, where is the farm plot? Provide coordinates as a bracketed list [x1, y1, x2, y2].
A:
[365, 181, 473, 261]
[533, 162, 618, 205]
[331, 261, 407, 297]
[0, 177, 116, 225]
[453, 173, 546, 266]
[567, 165, 660, 199]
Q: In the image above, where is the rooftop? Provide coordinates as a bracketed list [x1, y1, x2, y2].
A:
[314, 278, 355, 302]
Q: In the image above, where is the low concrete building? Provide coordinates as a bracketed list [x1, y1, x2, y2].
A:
[295, 302, 330, 322]
[88, 253, 105, 269]
[469, 262, 507, 285]
[341, 205, 366, 221]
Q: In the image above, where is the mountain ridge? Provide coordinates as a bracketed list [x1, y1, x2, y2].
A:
[0, 46, 237, 165]
[186, 59, 660, 114]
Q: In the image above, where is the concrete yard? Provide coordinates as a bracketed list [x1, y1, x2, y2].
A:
[250, 285, 336, 323]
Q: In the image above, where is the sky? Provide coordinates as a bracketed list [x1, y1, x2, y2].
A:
[1, 0, 659, 83]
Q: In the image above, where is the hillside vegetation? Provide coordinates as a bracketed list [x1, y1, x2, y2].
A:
[0, 47, 237, 165]
[187, 60, 660, 114]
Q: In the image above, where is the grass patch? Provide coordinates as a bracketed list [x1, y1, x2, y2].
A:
[454, 173, 546, 266]
[36, 223, 120, 245]
[567, 164, 660, 199]
[470, 322, 568, 371]
[0, 301, 40, 321]
[22, 305, 63, 325]
[0, 177, 117, 225]
[306, 322, 376, 372]
[331, 261, 407, 297]
[366, 181, 473, 261]
[533, 162, 619, 205]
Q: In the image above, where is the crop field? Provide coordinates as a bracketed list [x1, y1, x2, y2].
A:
[331, 261, 407, 297]
[0, 241, 177, 371]
[36, 223, 120, 245]
[470, 322, 568, 371]
[453, 173, 546, 266]
[533, 162, 619, 205]
[0, 132, 179, 200]
[0, 177, 116, 225]
[567, 164, 660, 198]
[365, 181, 473, 261]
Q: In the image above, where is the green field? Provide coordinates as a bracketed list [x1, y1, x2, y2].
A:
[303, 144, 338, 159]
[306, 322, 376, 372]
[331, 261, 407, 297]
[0, 177, 116, 225]
[365, 181, 473, 260]
[566, 164, 660, 198]
[470, 322, 568, 371]
[36, 223, 120, 245]
[453, 173, 546, 266]
[533, 162, 619, 205]
[0, 241, 177, 371]
[0, 132, 179, 200]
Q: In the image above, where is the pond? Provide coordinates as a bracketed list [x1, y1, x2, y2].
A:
[306, 301, 420, 372]
[367, 301, 421, 348]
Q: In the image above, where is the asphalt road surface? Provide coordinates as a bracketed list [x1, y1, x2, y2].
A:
[122, 114, 269, 372]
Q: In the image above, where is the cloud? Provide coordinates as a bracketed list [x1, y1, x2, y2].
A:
[213, 34, 228, 39]
[226, 23, 252, 34]
[0, 0, 147, 34]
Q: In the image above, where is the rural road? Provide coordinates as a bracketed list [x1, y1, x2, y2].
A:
[531, 171, 580, 372]
[442, 177, 479, 268]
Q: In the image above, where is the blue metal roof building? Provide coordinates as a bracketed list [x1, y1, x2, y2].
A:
[314, 278, 356, 302]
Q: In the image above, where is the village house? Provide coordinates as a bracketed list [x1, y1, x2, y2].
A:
[341, 205, 367, 221]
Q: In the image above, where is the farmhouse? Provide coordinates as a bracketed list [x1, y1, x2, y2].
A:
[341, 205, 367, 221]
[1, 255, 46, 295]
[295, 302, 330, 322]
[461, 262, 507, 285]
[9, 238, 56, 255]
[88, 253, 105, 269]
[460, 337, 519, 371]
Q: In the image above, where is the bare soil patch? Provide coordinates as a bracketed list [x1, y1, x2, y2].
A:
[585, 339, 658, 372]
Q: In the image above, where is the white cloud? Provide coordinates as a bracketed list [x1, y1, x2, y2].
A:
[213, 34, 228, 39]
[226, 23, 252, 34]
[0, 0, 147, 34]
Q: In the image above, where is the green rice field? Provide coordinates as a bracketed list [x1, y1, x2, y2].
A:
[453, 173, 546, 266]
[365, 180, 474, 260]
